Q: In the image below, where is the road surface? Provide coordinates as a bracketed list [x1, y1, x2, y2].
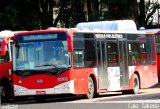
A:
[1, 84, 160, 109]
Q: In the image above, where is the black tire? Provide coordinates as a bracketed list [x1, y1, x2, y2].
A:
[132, 74, 140, 94]
[0, 87, 2, 104]
[35, 95, 46, 103]
[93, 93, 99, 98]
[122, 74, 140, 94]
[0, 86, 10, 104]
[82, 77, 94, 99]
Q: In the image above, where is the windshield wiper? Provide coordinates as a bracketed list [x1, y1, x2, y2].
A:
[14, 65, 70, 77]
[35, 64, 61, 75]
[35, 64, 58, 68]
[14, 70, 35, 76]
[35, 64, 70, 76]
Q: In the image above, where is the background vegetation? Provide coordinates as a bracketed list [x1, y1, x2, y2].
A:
[0, 0, 159, 30]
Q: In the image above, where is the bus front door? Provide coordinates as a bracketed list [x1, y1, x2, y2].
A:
[118, 39, 129, 87]
[96, 41, 109, 89]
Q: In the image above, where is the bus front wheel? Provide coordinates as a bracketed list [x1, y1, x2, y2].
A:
[82, 77, 94, 99]
[0, 86, 10, 104]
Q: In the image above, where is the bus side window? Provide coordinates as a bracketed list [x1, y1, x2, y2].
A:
[128, 42, 139, 65]
[156, 43, 160, 54]
[84, 40, 96, 67]
[73, 50, 84, 68]
[156, 35, 160, 54]
[107, 43, 118, 67]
[139, 43, 147, 64]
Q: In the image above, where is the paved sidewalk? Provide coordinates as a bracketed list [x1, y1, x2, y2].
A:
[150, 83, 160, 88]
[140, 83, 160, 94]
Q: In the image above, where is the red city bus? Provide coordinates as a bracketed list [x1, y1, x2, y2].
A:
[0, 28, 158, 103]
[139, 29, 160, 82]
[154, 29, 160, 82]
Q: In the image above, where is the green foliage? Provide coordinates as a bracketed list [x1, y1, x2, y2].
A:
[0, 0, 41, 31]
[0, 3, 19, 30]
[0, 0, 157, 30]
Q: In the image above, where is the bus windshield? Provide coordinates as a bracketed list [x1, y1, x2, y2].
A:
[13, 32, 71, 71]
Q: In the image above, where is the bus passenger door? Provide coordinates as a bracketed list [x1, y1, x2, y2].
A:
[96, 41, 109, 89]
[107, 41, 120, 91]
[118, 39, 129, 87]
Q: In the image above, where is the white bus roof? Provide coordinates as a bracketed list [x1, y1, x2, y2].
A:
[139, 28, 160, 34]
[73, 28, 147, 35]
[76, 20, 137, 31]
[0, 30, 14, 38]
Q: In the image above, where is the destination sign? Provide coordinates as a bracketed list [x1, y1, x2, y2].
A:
[95, 33, 123, 39]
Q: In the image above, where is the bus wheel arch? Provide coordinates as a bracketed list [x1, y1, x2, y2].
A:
[134, 72, 141, 89]
[0, 77, 12, 103]
[90, 74, 98, 97]
[1, 77, 10, 86]
[122, 72, 140, 94]
[83, 75, 96, 99]
[132, 72, 140, 94]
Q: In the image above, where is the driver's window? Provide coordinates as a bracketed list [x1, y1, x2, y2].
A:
[0, 51, 9, 63]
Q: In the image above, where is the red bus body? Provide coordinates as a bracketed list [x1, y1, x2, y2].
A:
[139, 29, 160, 82]
[0, 28, 158, 101]
[153, 30, 160, 82]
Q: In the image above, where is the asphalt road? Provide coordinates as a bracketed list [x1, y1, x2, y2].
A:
[1, 84, 160, 109]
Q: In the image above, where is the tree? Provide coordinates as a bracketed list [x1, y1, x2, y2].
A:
[34, 0, 54, 29]
[139, 0, 145, 27]
[0, 0, 41, 30]
[0, 0, 19, 30]
[0, 0, 159, 30]
[145, 0, 160, 28]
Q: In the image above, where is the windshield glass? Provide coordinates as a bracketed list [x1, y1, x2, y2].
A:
[13, 32, 71, 71]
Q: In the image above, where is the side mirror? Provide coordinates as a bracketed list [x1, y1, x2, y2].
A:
[0, 40, 7, 56]
[0, 31, 14, 56]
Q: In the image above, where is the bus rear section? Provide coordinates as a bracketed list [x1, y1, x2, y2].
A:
[139, 29, 160, 83]
[154, 30, 160, 83]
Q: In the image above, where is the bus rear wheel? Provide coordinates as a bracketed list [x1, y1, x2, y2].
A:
[132, 74, 140, 94]
[122, 74, 140, 94]
[82, 77, 94, 99]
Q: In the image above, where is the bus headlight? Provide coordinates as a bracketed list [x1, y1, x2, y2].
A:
[14, 85, 27, 95]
